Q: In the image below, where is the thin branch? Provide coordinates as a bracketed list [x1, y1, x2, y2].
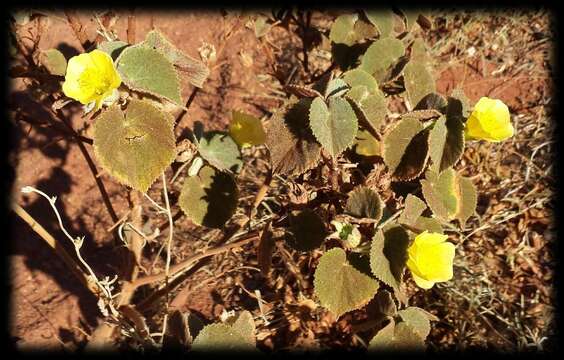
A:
[12, 202, 97, 295]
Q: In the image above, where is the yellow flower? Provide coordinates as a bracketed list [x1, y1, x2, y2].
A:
[464, 97, 514, 142]
[62, 49, 121, 110]
[229, 111, 266, 148]
[407, 231, 455, 289]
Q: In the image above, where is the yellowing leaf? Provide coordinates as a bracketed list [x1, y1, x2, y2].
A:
[229, 111, 266, 148]
[355, 129, 380, 156]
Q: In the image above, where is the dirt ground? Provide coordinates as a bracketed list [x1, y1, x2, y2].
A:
[8, 8, 556, 352]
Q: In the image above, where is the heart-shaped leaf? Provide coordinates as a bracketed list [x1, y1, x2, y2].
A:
[191, 323, 255, 352]
[314, 248, 379, 318]
[342, 68, 379, 94]
[397, 307, 436, 340]
[266, 98, 322, 176]
[399, 194, 427, 226]
[178, 165, 238, 228]
[92, 99, 176, 193]
[40, 49, 67, 76]
[370, 227, 410, 303]
[142, 29, 209, 88]
[360, 37, 405, 83]
[309, 96, 358, 157]
[116, 44, 182, 105]
[345, 186, 383, 221]
[329, 14, 359, 46]
[197, 132, 243, 173]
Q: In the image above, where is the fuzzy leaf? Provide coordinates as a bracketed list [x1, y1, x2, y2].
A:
[364, 9, 395, 37]
[404, 60, 435, 111]
[191, 323, 254, 351]
[342, 68, 379, 93]
[421, 168, 476, 225]
[285, 209, 327, 251]
[223, 311, 256, 346]
[142, 29, 209, 88]
[368, 319, 425, 351]
[178, 165, 238, 228]
[370, 227, 410, 303]
[414, 92, 447, 112]
[92, 99, 176, 193]
[428, 114, 464, 173]
[330, 14, 359, 46]
[368, 319, 395, 348]
[361, 37, 405, 83]
[266, 99, 322, 176]
[397, 307, 434, 340]
[382, 115, 430, 180]
[314, 248, 379, 318]
[414, 216, 443, 233]
[40, 49, 67, 76]
[98, 40, 128, 60]
[116, 45, 182, 105]
[197, 131, 243, 173]
[399, 194, 427, 226]
[325, 78, 350, 98]
[353, 16, 378, 40]
[309, 96, 358, 157]
[373, 289, 397, 317]
[410, 38, 432, 64]
[345, 186, 383, 221]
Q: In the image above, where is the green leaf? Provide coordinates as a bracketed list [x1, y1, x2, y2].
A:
[360, 37, 405, 83]
[266, 99, 322, 176]
[382, 115, 430, 180]
[142, 29, 209, 88]
[368, 319, 426, 351]
[309, 96, 358, 157]
[354, 129, 380, 157]
[40, 49, 67, 76]
[428, 114, 464, 173]
[372, 289, 397, 317]
[345, 186, 383, 221]
[191, 323, 254, 352]
[285, 209, 327, 251]
[314, 248, 379, 318]
[342, 68, 379, 94]
[92, 99, 176, 193]
[414, 93, 447, 112]
[399, 194, 427, 226]
[421, 168, 477, 225]
[397, 307, 435, 340]
[346, 85, 370, 103]
[414, 216, 443, 234]
[364, 9, 395, 37]
[404, 60, 436, 111]
[98, 40, 128, 60]
[324, 78, 350, 98]
[223, 310, 256, 346]
[116, 45, 182, 105]
[329, 14, 358, 46]
[197, 132, 243, 173]
[353, 16, 378, 41]
[178, 165, 238, 228]
[370, 227, 410, 303]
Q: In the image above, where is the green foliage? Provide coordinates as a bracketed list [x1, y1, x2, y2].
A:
[314, 248, 379, 318]
[266, 98, 322, 176]
[372, 289, 397, 318]
[428, 114, 464, 173]
[404, 60, 436, 111]
[116, 45, 182, 105]
[324, 78, 350, 98]
[360, 37, 405, 83]
[399, 194, 427, 226]
[309, 96, 358, 157]
[92, 99, 176, 193]
[222, 310, 256, 347]
[285, 209, 327, 251]
[178, 165, 238, 228]
[98, 40, 128, 60]
[345, 186, 383, 221]
[40, 49, 67, 76]
[197, 132, 243, 173]
[382, 115, 430, 180]
[329, 14, 359, 46]
[397, 306, 437, 340]
[421, 168, 477, 226]
[414, 216, 444, 233]
[370, 227, 410, 303]
[369, 319, 426, 351]
[363, 9, 395, 37]
[142, 29, 209, 88]
[191, 320, 255, 352]
[342, 68, 378, 93]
